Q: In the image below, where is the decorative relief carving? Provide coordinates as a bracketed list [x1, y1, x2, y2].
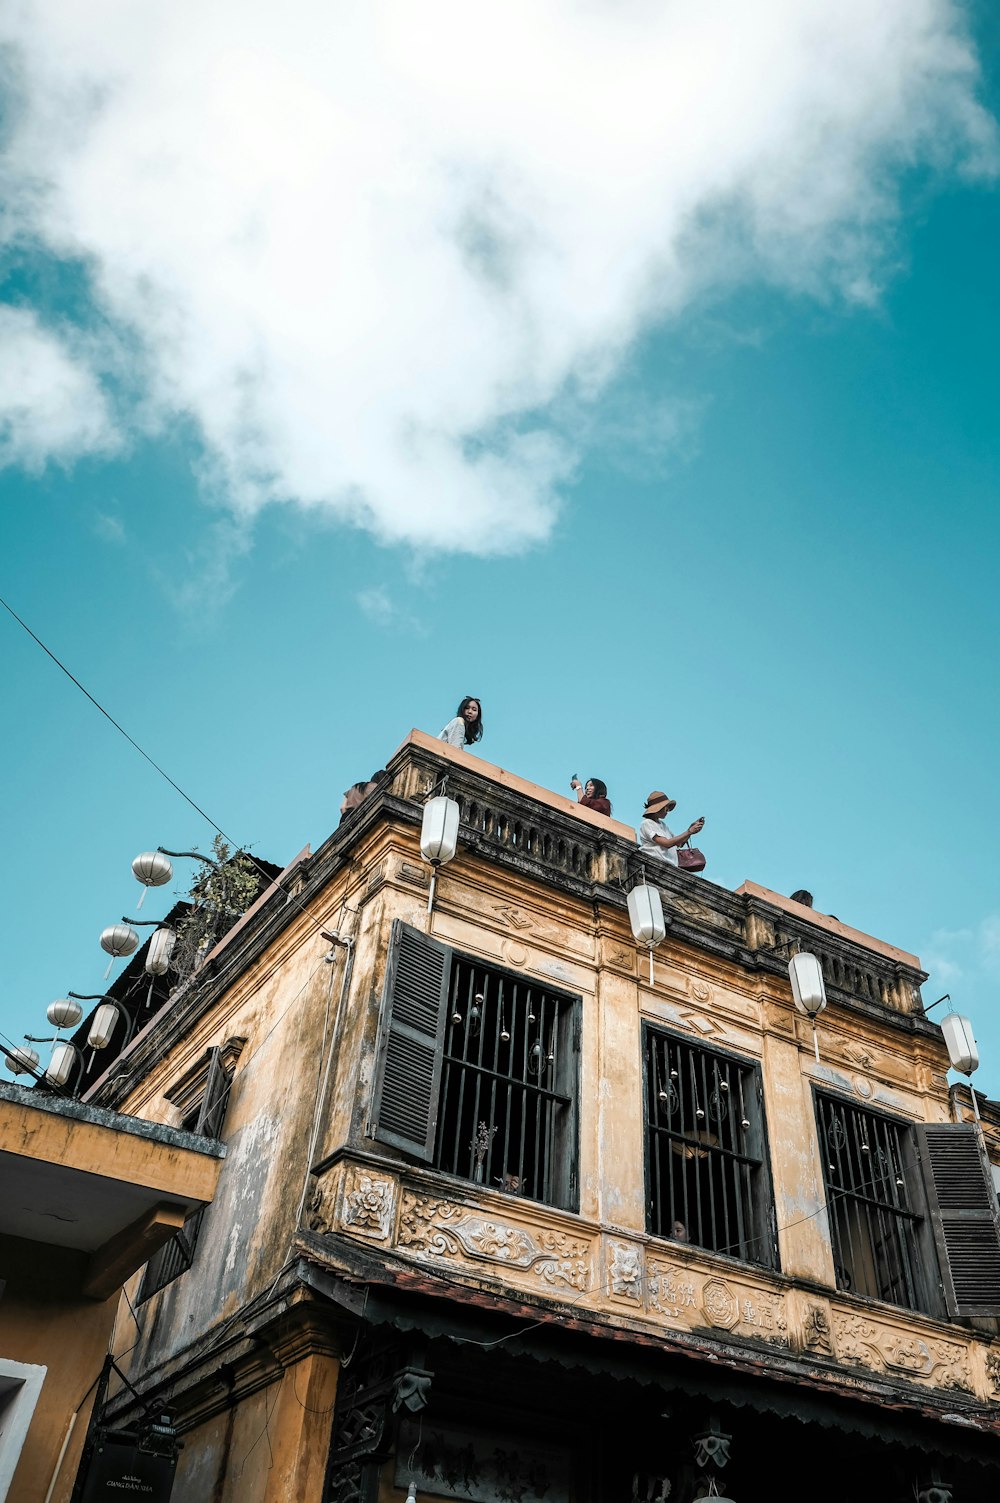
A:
[398, 1191, 591, 1290]
[398, 860, 430, 889]
[843, 1041, 877, 1071]
[605, 946, 636, 973]
[503, 941, 529, 967]
[608, 1240, 642, 1304]
[494, 903, 533, 932]
[833, 1315, 973, 1391]
[308, 1179, 336, 1234]
[985, 1350, 1000, 1396]
[701, 1278, 740, 1330]
[803, 1304, 833, 1355]
[341, 1169, 395, 1240]
[688, 978, 713, 1004]
[644, 1260, 786, 1344]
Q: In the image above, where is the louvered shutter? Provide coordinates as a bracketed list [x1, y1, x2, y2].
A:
[915, 1122, 1000, 1317]
[370, 921, 451, 1161]
[193, 1048, 230, 1138]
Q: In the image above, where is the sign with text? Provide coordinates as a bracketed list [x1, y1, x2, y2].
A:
[79, 1441, 176, 1501]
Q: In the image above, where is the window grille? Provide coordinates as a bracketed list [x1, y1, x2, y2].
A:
[138, 1047, 230, 1302]
[815, 1094, 922, 1309]
[370, 923, 579, 1211]
[644, 1027, 775, 1267]
[436, 957, 574, 1204]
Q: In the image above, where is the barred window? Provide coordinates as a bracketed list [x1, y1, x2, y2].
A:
[815, 1094, 923, 1310]
[644, 1027, 775, 1267]
[370, 922, 579, 1210]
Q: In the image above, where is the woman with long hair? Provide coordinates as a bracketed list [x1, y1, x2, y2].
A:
[570, 776, 612, 817]
[438, 696, 483, 748]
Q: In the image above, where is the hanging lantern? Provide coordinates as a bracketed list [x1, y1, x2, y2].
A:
[788, 952, 827, 1017]
[789, 951, 827, 1062]
[46, 1040, 82, 1089]
[46, 998, 84, 1030]
[87, 1001, 123, 1052]
[100, 923, 139, 979]
[5, 1045, 40, 1076]
[420, 797, 460, 864]
[131, 851, 173, 909]
[146, 926, 176, 977]
[628, 883, 666, 983]
[941, 1012, 978, 1077]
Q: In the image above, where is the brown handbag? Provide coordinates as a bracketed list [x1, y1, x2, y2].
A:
[677, 841, 706, 873]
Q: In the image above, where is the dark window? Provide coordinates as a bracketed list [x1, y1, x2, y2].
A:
[815, 1097, 1000, 1318]
[370, 922, 579, 1210]
[644, 1026, 776, 1268]
[138, 1047, 230, 1303]
[816, 1094, 923, 1310]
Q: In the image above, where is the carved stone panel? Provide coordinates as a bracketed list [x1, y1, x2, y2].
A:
[398, 1190, 592, 1290]
[832, 1314, 974, 1392]
[341, 1167, 396, 1240]
[607, 1239, 643, 1305]
[644, 1258, 787, 1345]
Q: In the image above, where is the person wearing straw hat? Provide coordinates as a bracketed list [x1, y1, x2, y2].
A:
[638, 791, 705, 867]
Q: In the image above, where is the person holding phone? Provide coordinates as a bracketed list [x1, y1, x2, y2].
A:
[570, 776, 612, 817]
[638, 791, 704, 866]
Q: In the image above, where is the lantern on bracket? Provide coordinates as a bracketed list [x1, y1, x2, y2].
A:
[99, 923, 139, 979]
[419, 796, 460, 915]
[131, 850, 173, 909]
[788, 950, 827, 1062]
[628, 883, 667, 984]
[941, 1011, 981, 1122]
[46, 1040, 85, 1092]
[46, 998, 84, 1031]
[4, 1044, 41, 1077]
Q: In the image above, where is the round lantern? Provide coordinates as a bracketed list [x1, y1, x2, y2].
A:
[146, 926, 177, 977]
[5, 1045, 40, 1076]
[46, 1040, 82, 1089]
[420, 796, 460, 913]
[132, 851, 173, 909]
[101, 924, 139, 958]
[789, 951, 827, 1063]
[47, 998, 84, 1030]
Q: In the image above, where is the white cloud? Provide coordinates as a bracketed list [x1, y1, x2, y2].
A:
[0, 306, 116, 468]
[0, 2, 994, 550]
[923, 915, 1000, 991]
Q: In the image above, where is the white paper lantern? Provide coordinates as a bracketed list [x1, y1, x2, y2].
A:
[132, 851, 173, 909]
[5, 1045, 40, 1076]
[47, 998, 84, 1030]
[941, 1013, 978, 1077]
[46, 1040, 81, 1088]
[146, 926, 176, 976]
[101, 924, 139, 959]
[628, 884, 667, 946]
[420, 797, 460, 864]
[87, 1002, 121, 1052]
[788, 952, 827, 1018]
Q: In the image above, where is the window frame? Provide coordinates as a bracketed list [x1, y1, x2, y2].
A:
[812, 1089, 934, 1315]
[137, 1046, 231, 1303]
[369, 921, 581, 1213]
[641, 1022, 778, 1270]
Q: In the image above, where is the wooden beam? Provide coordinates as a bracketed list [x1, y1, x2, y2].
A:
[83, 1201, 190, 1301]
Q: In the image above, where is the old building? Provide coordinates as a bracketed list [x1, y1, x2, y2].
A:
[35, 730, 1000, 1500]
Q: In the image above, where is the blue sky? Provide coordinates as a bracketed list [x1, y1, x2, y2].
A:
[2, 2, 999, 1098]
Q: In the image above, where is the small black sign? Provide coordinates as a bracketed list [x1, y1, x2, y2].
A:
[80, 1441, 176, 1501]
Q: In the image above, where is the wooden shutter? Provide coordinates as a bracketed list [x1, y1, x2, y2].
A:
[370, 921, 451, 1161]
[915, 1122, 1000, 1317]
[193, 1048, 230, 1138]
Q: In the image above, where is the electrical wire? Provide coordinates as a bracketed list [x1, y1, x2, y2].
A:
[0, 591, 354, 954]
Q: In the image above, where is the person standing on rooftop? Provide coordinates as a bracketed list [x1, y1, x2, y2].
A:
[439, 696, 483, 749]
[638, 791, 704, 867]
[570, 776, 612, 816]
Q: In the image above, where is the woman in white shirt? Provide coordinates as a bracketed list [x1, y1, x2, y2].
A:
[438, 697, 484, 749]
[638, 791, 704, 866]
